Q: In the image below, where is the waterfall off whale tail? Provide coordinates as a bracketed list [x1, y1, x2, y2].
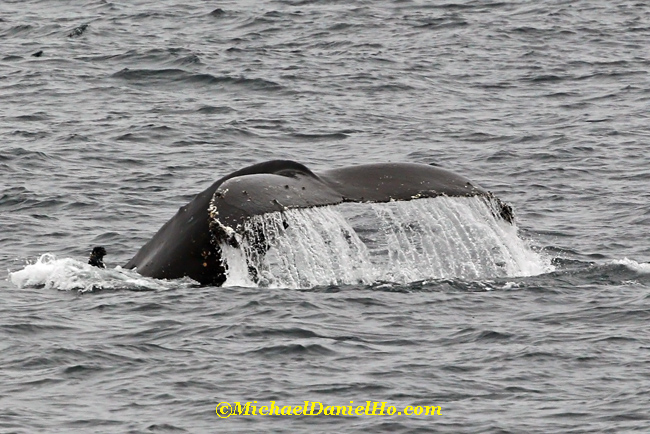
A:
[124, 160, 531, 286]
[221, 197, 549, 289]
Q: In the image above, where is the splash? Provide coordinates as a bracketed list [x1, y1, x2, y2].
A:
[612, 258, 650, 274]
[221, 196, 553, 288]
[8, 253, 195, 292]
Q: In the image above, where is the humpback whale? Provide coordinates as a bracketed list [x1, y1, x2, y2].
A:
[124, 160, 513, 285]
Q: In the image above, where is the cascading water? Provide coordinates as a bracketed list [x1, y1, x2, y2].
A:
[219, 196, 553, 289]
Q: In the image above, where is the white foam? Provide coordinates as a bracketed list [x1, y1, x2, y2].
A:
[220, 197, 554, 289]
[8, 253, 194, 292]
[613, 258, 650, 274]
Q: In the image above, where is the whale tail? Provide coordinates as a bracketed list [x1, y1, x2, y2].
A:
[124, 161, 515, 285]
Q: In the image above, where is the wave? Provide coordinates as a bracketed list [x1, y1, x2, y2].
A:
[612, 258, 650, 274]
[112, 68, 283, 91]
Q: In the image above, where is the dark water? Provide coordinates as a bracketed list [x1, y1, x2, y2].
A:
[2, 0, 650, 432]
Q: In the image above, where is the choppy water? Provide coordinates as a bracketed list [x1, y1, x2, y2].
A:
[2, 0, 650, 432]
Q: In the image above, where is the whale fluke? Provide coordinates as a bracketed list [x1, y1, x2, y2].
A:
[125, 160, 511, 285]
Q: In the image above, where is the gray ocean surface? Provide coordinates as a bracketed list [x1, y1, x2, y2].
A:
[1, 0, 650, 432]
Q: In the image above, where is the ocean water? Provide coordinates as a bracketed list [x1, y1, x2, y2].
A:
[1, 0, 650, 432]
